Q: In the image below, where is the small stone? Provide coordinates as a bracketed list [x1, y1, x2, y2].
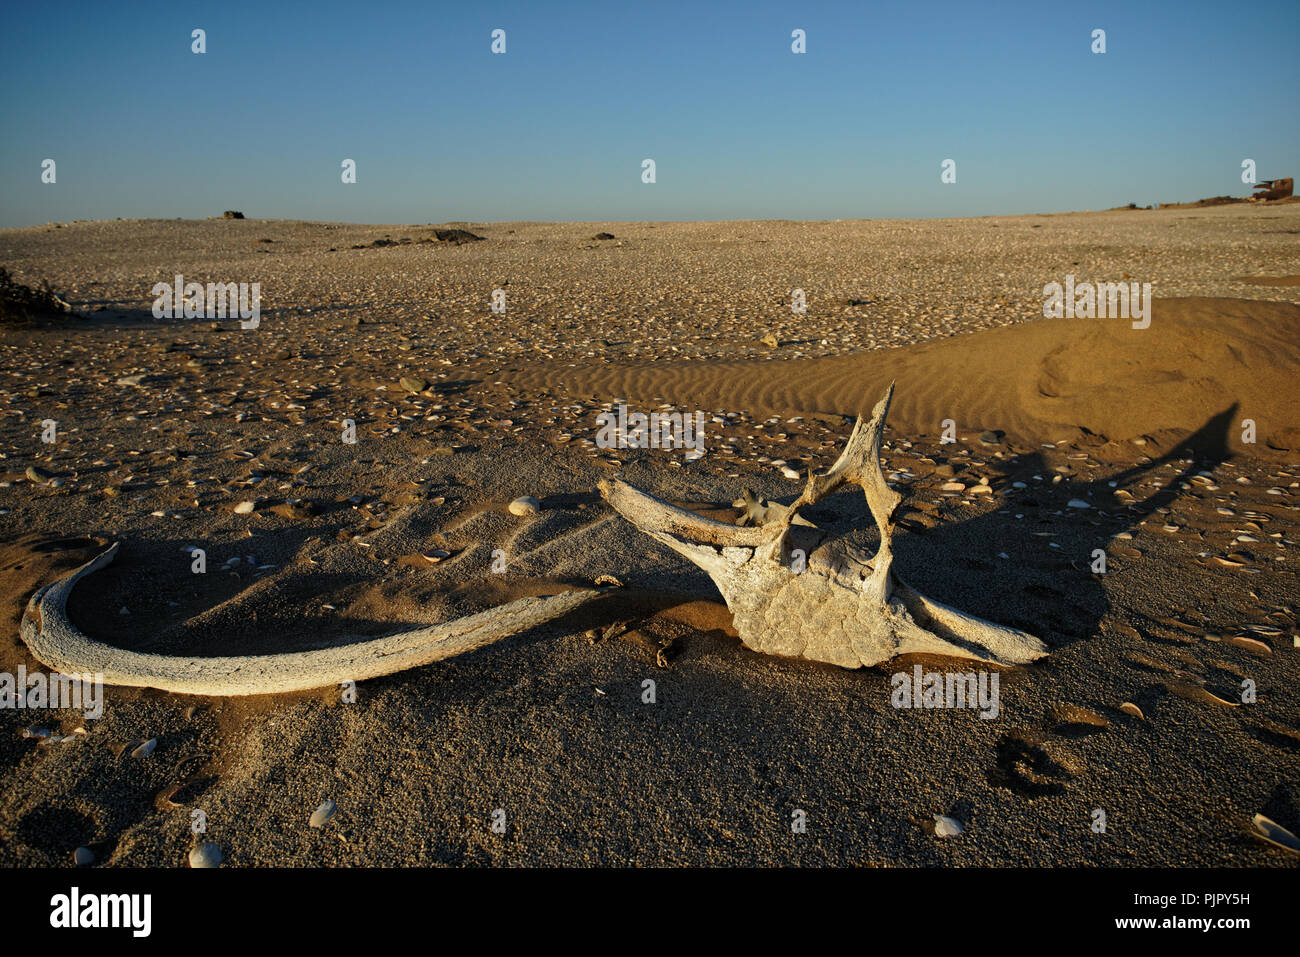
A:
[1067, 499, 1091, 509]
[233, 501, 256, 514]
[25, 466, 53, 483]
[977, 430, 1003, 446]
[760, 333, 779, 348]
[399, 376, 429, 394]
[508, 496, 540, 516]
[940, 481, 965, 492]
[115, 374, 147, 387]
[592, 232, 616, 240]
[73, 846, 95, 866]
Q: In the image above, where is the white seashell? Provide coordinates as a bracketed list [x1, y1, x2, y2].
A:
[508, 496, 540, 516]
[310, 799, 337, 829]
[1251, 814, 1300, 855]
[933, 814, 963, 837]
[189, 842, 222, 868]
[1119, 702, 1145, 720]
[233, 501, 255, 514]
[131, 738, 157, 758]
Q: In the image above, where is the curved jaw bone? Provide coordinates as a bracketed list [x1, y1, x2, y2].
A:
[19, 542, 604, 697]
[599, 382, 1047, 669]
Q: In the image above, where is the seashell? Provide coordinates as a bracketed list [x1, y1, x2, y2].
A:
[508, 496, 540, 516]
[1119, 702, 1145, 720]
[73, 846, 94, 866]
[131, 738, 157, 759]
[1251, 814, 1300, 855]
[933, 815, 963, 837]
[189, 842, 222, 868]
[1228, 636, 1272, 655]
[233, 501, 255, 514]
[310, 799, 337, 829]
[1067, 499, 1090, 509]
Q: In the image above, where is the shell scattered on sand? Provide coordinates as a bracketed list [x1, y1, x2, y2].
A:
[189, 842, 222, 868]
[508, 496, 540, 516]
[73, 846, 94, 866]
[1228, 636, 1272, 655]
[131, 738, 157, 759]
[1119, 702, 1145, 720]
[310, 799, 338, 829]
[933, 815, 963, 837]
[1251, 814, 1300, 855]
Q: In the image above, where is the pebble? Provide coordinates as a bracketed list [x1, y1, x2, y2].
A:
[233, 501, 256, 514]
[73, 846, 95, 866]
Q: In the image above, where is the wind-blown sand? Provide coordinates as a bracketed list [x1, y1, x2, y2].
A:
[0, 207, 1296, 866]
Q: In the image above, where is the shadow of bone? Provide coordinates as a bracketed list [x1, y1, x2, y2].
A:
[881, 402, 1240, 656]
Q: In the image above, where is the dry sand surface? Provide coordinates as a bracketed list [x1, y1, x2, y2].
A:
[0, 205, 1297, 866]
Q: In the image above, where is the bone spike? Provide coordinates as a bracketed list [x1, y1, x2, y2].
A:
[598, 478, 772, 549]
[19, 542, 603, 697]
[600, 383, 1048, 669]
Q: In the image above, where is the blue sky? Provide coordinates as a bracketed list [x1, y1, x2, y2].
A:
[1, 0, 1296, 226]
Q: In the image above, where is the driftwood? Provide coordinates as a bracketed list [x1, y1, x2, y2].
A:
[600, 383, 1047, 668]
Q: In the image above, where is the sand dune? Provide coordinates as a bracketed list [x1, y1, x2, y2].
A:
[530, 298, 1299, 458]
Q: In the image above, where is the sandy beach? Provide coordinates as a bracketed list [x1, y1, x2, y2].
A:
[0, 204, 1297, 866]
